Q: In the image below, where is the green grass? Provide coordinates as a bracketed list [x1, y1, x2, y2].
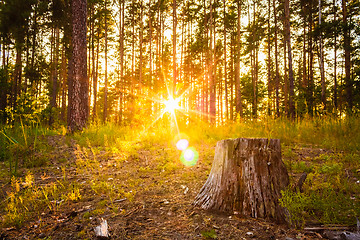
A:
[1, 115, 360, 228]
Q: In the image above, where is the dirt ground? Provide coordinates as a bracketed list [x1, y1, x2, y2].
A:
[0, 135, 342, 239]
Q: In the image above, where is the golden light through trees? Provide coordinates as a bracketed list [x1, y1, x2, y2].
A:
[164, 96, 180, 114]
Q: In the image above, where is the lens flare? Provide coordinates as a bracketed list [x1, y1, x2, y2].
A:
[164, 97, 180, 113]
[176, 139, 189, 151]
[180, 147, 199, 167]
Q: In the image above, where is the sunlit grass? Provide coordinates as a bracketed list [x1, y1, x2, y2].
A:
[1, 115, 360, 228]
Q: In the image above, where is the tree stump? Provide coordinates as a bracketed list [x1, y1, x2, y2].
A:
[193, 138, 289, 223]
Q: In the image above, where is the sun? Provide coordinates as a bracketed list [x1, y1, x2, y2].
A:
[164, 97, 180, 114]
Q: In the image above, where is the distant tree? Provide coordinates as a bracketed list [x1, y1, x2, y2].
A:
[342, 0, 352, 113]
[284, 0, 295, 119]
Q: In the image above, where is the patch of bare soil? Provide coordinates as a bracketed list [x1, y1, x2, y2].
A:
[1, 136, 331, 239]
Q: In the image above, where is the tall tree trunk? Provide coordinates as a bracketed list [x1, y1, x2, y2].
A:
[0, 38, 8, 122]
[103, 0, 108, 123]
[342, 0, 352, 113]
[149, 0, 153, 95]
[172, 0, 177, 96]
[209, 0, 216, 123]
[12, 44, 22, 109]
[31, 7, 37, 90]
[139, 0, 144, 93]
[223, 0, 228, 121]
[333, 0, 337, 111]
[319, 0, 326, 111]
[93, 26, 100, 121]
[61, 45, 67, 122]
[235, 0, 243, 119]
[273, 0, 280, 117]
[308, 8, 314, 116]
[68, 0, 88, 132]
[284, 0, 295, 119]
[119, 0, 125, 124]
[50, 27, 60, 126]
[267, 0, 272, 116]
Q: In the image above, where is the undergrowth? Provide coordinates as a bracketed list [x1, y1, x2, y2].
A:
[1, 115, 360, 228]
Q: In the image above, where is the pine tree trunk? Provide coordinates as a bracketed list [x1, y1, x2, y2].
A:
[235, 0, 242, 119]
[172, 0, 177, 96]
[284, 0, 295, 119]
[308, 10, 314, 116]
[194, 138, 289, 223]
[273, 0, 280, 117]
[209, 0, 216, 123]
[267, 0, 272, 116]
[318, 0, 326, 111]
[342, 0, 352, 112]
[333, 0, 337, 110]
[223, 0, 228, 121]
[103, 0, 108, 123]
[49, 27, 60, 126]
[68, 0, 88, 132]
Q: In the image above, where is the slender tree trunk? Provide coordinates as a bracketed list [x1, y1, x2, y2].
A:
[319, 0, 326, 111]
[333, 0, 337, 111]
[230, 36, 234, 120]
[31, 8, 37, 90]
[342, 0, 352, 112]
[223, 0, 228, 121]
[267, 0, 272, 116]
[284, 0, 295, 119]
[235, 0, 243, 119]
[308, 9, 314, 116]
[0, 39, 7, 122]
[60, 45, 67, 122]
[13, 44, 22, 109]
[119, 0, 125, 123]
[103, 0, 108, 122]
[68, 0, 88, 132]
[50, 27, 60, 126]
[93, 26, 100, 121]
[139, 0, 144, 93]
[209, 0, 216, 123]
[91, 4, 95, 120]
[173, 0, 177, 96]
[273, 0, 280, 117]
[149, 0, 153, 94]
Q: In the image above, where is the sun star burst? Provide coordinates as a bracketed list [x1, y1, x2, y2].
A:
[164, 97, 180, 114]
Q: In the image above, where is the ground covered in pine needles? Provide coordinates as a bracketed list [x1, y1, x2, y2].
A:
[1, 120, 360, 239]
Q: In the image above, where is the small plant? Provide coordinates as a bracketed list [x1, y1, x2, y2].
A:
[279, 188, 311, 228]
[201, 229, 217, 239]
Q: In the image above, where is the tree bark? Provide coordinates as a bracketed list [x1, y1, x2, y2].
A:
[49, 27, 60, 126]
[194, 138, 289, 223]
[103, 0, 108, 123]
[172, 0, 177, 96]
[284, 0, 295, 119]
[342, 0, 352, 113]
[333, 0, 337, 110]
[235, 0, 243, 119]
[68, 0, 88, 132]
[223, 0, 228, 121]
[273, 0, 280, 117]
[318, 0, 326, 111]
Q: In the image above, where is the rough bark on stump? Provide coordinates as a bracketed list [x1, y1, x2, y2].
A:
[194, 138, 289, 223]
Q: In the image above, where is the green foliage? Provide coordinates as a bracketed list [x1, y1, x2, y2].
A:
[280, 188, 311, 228]
[0, 122, 53, 176]
[1, 172, 81, 227]
[201, 229, 217, 239]
[6, 92, 48, 125]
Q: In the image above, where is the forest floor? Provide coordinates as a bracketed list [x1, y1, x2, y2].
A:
[0, 129, 359, 240]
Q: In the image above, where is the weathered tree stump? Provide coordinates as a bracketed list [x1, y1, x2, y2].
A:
[193, 138, 289, 223]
